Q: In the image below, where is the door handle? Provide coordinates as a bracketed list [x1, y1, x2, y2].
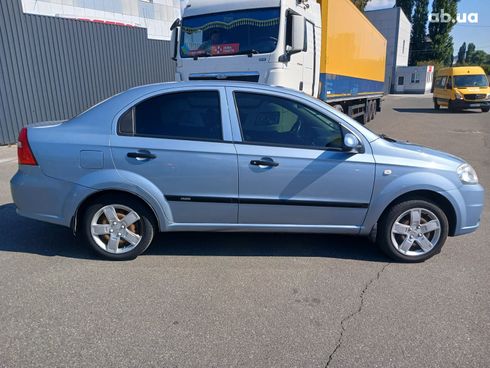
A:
[250, 158, 279, 167]
[127, 151, 157, 160]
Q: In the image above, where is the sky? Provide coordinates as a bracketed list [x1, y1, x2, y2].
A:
[365, 0, 490, 53]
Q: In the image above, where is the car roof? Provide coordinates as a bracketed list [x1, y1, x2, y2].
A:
[438, 66, 486, 76]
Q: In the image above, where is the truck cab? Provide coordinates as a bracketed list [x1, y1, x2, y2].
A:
[172, 0, 321, 97]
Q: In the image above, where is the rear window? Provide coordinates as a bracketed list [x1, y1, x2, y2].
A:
[118, 91, 223, 141]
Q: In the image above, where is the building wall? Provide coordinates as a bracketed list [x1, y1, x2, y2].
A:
[21, 0, 181, 40]
[0, 0, 176, 145]
[366, 8, 411, 94]
[394, 66, 434, 94]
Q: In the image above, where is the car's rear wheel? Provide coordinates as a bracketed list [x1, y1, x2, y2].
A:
[482, 106, 489, 113]
[377, 200, 449, 262]
[82, 195, 155, 260]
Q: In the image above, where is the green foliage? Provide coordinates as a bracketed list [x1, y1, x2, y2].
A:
[465, 43, 476, 64]
[428, 0, 458, 65]
[351, 0, 371, 11]
[410, 0, 430, 65]
[456, 42, 466, 65]
[396, 0, 415, 22]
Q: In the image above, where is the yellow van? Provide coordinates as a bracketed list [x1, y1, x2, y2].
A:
[433, 66, 490, 113]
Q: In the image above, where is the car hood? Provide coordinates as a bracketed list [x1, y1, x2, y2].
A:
[371, 138, 465, 171]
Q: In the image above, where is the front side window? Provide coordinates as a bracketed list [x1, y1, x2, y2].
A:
[180, 8, 280, 58]
[234, 92, 344, 150]
[454, 74, 489, 88]
[119, 91, 223, 141]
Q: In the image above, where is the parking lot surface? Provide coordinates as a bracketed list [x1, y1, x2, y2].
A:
[0, 94, 489, 367]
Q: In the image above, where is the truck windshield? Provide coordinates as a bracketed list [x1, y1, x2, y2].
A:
[180, 8, 280, 58]
[454, 75, 489, 88]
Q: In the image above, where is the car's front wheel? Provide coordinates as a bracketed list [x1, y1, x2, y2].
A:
[82, 195, 156, 260]
[377, 200, 449, 262]
[482, 106, 489, 113]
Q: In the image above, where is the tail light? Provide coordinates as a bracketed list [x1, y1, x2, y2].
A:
[17, 128, 38, 166]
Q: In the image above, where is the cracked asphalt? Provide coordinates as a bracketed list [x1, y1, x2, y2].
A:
[0, 94, 489, 367]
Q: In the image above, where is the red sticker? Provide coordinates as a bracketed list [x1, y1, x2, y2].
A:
[211, 43, 240, 56]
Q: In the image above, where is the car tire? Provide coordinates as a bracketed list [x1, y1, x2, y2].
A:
[434, 99, 440, 110]
[482, 107, 490, 113]
[377, 199, 449, 263]
[448, 100, 457, 113]
[81, 195, 156, 261]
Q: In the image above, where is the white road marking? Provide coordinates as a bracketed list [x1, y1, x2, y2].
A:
[0, 157, 17, 164]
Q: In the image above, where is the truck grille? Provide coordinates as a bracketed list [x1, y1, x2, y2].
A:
[189, 75, 259, 82]
[464, 94, 487, 101]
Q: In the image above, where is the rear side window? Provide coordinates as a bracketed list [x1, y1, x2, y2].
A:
[118, 91, 223, 141]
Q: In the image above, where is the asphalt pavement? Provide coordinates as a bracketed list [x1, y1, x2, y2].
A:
[0, 94, 489, 367]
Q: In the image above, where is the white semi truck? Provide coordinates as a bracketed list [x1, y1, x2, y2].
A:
[170, 0, 387, 123]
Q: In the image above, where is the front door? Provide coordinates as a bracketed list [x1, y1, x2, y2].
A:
[228, 88, 375, 231]
[302, 21, 316, 96]
[111, 88, 238, 224]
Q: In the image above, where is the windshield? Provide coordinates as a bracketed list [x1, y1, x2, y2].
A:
[180, 8, 280, 58]
[454, 74, 489, 88]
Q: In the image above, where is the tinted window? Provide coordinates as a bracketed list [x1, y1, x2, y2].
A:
[129, 91, 222, 141]
[235, 92, 344, 149]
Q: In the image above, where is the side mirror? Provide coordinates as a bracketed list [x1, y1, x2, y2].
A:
[286, 14, 305, 55]
[343, 133, 363, 153]
[170, 20, 181, 61]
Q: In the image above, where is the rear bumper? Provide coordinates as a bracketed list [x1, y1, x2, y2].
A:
[444, 184, 485, 236]
[10, 166, 95, 228]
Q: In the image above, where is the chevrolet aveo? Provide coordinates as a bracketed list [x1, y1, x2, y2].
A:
[11, 82, 484, 262]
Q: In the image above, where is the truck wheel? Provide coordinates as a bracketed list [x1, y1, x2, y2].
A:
[82, 195, 156, 260]
[434, 99, 440, 110]
[482, 107, 489, 113]
[377, 199, 449, 263]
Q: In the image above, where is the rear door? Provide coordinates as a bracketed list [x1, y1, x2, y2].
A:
[110, 87, 238, 224]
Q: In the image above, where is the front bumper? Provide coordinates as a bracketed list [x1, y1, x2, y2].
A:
[453, 99, 490, 109]
[444, 184, 485, 236]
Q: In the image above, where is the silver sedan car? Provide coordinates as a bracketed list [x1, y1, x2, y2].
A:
[11, 82, 484, 261]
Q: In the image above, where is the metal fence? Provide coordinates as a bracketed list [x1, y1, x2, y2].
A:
[0, 0, 175, 145]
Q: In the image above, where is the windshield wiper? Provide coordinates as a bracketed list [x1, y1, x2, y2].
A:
[379, 134, 397, 142]
[236, 49, 259, 57]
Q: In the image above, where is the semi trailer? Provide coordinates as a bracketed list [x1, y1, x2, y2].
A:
[171, 0, 387, 123]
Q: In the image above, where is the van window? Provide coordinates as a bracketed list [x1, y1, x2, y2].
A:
[454, 75, 489, 88]
[118, 91, 223, 141]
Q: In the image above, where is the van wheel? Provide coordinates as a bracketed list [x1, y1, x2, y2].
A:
[377, 200, 449, 263]
[82, 195, 156, 260]
[448, 100, 457, 113]
[482, 107, 489, 113]
[434, 99, 440, 110]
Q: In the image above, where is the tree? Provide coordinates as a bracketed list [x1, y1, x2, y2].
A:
[351, 0, 370, 11]
[470, 50, 487, 65]
[410, 0, 429, 65]
[428, 0, 458, 66]
[456, 42, 466, 64]
[396, 0, 415, 23]
[465, 43, 476, 64]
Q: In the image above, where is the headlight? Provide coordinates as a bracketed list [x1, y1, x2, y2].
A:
[457, 163, 479, 184]
[455, 91, 464, 100]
